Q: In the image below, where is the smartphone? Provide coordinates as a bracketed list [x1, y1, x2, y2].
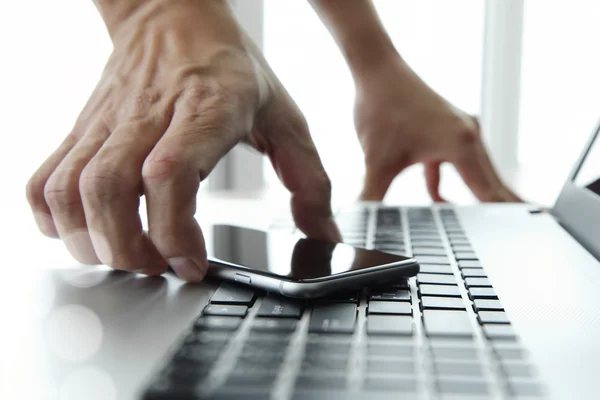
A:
[204, 224, 419, 299]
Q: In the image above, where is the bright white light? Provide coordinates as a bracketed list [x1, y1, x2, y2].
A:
[45, 304, 103, 362]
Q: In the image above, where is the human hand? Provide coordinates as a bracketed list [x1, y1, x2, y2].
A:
[354, 56, 521, 203]
[26, 0, 339, 282]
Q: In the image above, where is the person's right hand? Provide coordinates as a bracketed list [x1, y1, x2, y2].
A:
[26, 0, 339, 282]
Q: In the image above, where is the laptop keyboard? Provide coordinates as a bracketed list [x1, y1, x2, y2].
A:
[143, 207, 545, 399]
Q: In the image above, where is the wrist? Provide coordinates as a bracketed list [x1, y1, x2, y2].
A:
[341, 33, 399, 82]
[93, 0, 230, 40]
[309, 0, 400, 83]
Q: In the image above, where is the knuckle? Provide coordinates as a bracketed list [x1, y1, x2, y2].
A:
[457, 124, 480, 148]
[79, 161, 127, 205]
[44, 172, 82, 213]
[183, 79, 230, 109]
[180, 81, 240, 127]
[316, 172, 333, 195]
[142, 150, 188, 184]
[26, 173, 48, 209]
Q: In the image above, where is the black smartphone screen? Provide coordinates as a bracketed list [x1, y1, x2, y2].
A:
[205, 225, 411, 281]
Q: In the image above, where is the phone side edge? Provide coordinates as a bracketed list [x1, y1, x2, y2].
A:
[280, 259, 420, 299]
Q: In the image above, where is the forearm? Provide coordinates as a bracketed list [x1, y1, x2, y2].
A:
[308, 0, 399, 79]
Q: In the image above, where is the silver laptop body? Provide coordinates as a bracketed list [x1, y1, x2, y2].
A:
[8, 122, 600, 400]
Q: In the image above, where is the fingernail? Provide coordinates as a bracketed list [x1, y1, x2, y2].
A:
[34, 212, 59, 238]
[167, 257, 205, 283]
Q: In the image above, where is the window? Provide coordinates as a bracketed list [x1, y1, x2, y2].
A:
[518, 0, 600, 204]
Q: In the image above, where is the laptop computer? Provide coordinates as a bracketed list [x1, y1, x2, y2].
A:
[135, 123, 600, 399]
[17, 122, 600, 400]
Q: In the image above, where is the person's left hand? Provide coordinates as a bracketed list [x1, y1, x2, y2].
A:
[353, 56, 521, 203]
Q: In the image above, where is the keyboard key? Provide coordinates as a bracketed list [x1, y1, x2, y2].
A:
[165, 366, 213, 387]
[461, 269, 487, 278]
[175, 345, 222, 364]
[419, 264, 454, 275]
[302, 356, 348, 371]
[455, 252, 478, 260]
[377, 209, 401, 227]
[295, 373, 347, 389]
[367, 359, 415, 375]
[410, 230, 439, 238]
[435, 361, 484, 377]
[252, 318, 297, 332]
[458, 260, 482, 269]
[468, 287, 498, 299]
[501, 361, 535, 378]
[375, 233, 404, 242]
[419, 284, 461, 297]
[412, 248, 448, 256]
[431, 346, 479, 361]
[452, 244, 474, 252]
[437, 380, 489, 395]
[473, 299, 504, 312]
[309, 303, 357, 334]
[374, 240, 405, 248]
[447, 232, 468, 240]
[411, 239, 444, 248]
[369, 288, 411, 302]
[257, 296, 303, 318]
[477, 311, 510, 324]
[422, 297, 466, 310]
[364, 376, 417, 392]
[195, 316, 242, 331]
[305, 341, 351, 356]
[145, 385, 195, 399]
[493, 346, 527, 360]
[245, 337, 290, 354]
[367, 315, 414, 336]
[483, 325, 517, 340]
[418, 273, 457, 285]
[203, 304, 248, 317]
[375, 248, 407, 256]
[325, 290, 360, 303]
[411, 234, 441, 242]
[367, 343, 413, 359]
[383, 279, 410, 289]
[210, 283, 257, 305]
[368, 301, 412, 315]
[508, 381, 544, 397]
[225, 369, 278, 387]
[423, 310, 473, 337]
[465, 278, 492, 288]
[291, 390, 352, 400]
[415, 255, 450, 265]
[448, 233, 469, 240]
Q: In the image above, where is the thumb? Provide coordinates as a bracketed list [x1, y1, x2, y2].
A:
[424, 161, 446, 202]
[260, 99, 341, 243]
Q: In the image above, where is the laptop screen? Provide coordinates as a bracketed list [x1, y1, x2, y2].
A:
[574, 133, 600, 197]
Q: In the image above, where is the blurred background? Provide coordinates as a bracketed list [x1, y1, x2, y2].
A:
[2, 0, 600, 211]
